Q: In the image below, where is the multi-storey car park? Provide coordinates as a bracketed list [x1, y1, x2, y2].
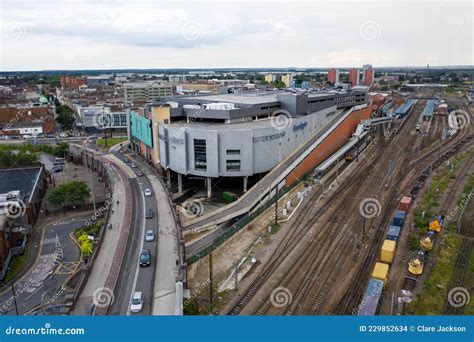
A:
[126, 90, 368, 197]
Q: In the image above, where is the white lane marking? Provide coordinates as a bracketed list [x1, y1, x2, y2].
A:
[127, 183, 147, 315]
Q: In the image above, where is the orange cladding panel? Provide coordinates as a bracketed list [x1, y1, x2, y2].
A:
[285, 106, 372, 186]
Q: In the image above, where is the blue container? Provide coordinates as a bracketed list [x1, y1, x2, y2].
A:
[393, 210, 406, 227]
[387, 225, 401, 242]
[357, 278, 384, 316]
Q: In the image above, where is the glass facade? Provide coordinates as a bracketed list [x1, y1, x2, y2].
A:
[194, 139, 207, 171]
[226, 160, 241, 171]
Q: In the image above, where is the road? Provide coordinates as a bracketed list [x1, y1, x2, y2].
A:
[0, 216, 88, 315]
[108, 154, 159, 315]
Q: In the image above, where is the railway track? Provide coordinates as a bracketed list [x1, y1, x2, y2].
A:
[224, 92, 473, 316]
[444, 175, 474, 315]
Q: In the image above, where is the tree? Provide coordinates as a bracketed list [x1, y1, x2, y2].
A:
[55, 104, 75, 130]
[48, 181, 90, 208]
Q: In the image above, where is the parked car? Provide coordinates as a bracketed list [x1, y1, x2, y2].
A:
[130, 291, 144, 313]
[145, 209, 154, 219]
[144, 189, 152, 197]
[139, 249, 151, 267]
[131, 163, 137, 168]
[145, 230, 155, 242]
[136, 170, 144, 177]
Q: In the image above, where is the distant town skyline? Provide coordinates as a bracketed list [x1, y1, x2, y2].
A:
[0, 0, 472, 71]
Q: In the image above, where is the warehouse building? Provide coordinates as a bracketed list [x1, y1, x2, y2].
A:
[127, 90, 367, 196]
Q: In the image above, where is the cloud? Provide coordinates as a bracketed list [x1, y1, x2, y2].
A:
[0, 0, 472, 70]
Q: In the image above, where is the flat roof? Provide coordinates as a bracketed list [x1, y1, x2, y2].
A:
[0, 167, 42, 203]
[181, 93, 279, 105]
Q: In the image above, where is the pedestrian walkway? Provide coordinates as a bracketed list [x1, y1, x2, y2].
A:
[127, 154, 179, 315]
[73, 161, 131, 315]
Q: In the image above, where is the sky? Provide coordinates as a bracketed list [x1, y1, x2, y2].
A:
[0, 0, 472, 71]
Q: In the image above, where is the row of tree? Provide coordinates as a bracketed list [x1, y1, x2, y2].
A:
[54, 99, 76, 130]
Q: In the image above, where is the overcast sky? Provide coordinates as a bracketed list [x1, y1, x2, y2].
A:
[0, 0, 472, 71]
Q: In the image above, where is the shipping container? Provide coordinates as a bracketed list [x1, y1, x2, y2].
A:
[386, 225, 401, 241]
[399, 196, 412, 212]
[381, 240, 396, 264]
[357, 279, 384, 316]
[393, 210, 406, 227]
[222, 191, 237, 203]
[372, 262, 390, 283]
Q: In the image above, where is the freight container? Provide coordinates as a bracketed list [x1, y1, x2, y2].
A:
[392, 210, 406, 227]
[399, 196, 412, 212]
[380, 240, 396, 264]
[386, 225, 401, 241]
[357, 278, 384, 316]
[222, 191, 238, 203]
[372, 262, 390, 283]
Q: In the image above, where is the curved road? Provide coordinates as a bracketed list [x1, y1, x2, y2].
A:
[108, 153, 159, 315]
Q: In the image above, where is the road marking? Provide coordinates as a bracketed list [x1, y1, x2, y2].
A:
[127, 183, 147, 316]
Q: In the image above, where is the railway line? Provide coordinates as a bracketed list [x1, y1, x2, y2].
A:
[223, 91, 473, 316]
[444, 167, 473, 315]
[224, 97, 425, 315]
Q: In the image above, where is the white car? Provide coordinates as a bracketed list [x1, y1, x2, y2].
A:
[144, 189, 152, 197]
[130, 291, 144, 313]
[145, 230, 155, 242]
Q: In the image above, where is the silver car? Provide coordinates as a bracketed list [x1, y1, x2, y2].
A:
[145, 230, 155, 242]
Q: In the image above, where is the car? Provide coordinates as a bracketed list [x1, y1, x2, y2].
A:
[144, 189, 152, 197]
[130, 291, 144, 313]
[55, 157, 64, 162]
[139, 249, 151, 266]
[136, 170, 144, 177]
[145, 230, 155, 242]
[131, 163, 137, 168]
[145, 209, 154, 219]
[53, 167, 63, 173]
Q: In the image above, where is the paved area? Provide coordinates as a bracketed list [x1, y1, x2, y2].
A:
[0, 215, 90, 315]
